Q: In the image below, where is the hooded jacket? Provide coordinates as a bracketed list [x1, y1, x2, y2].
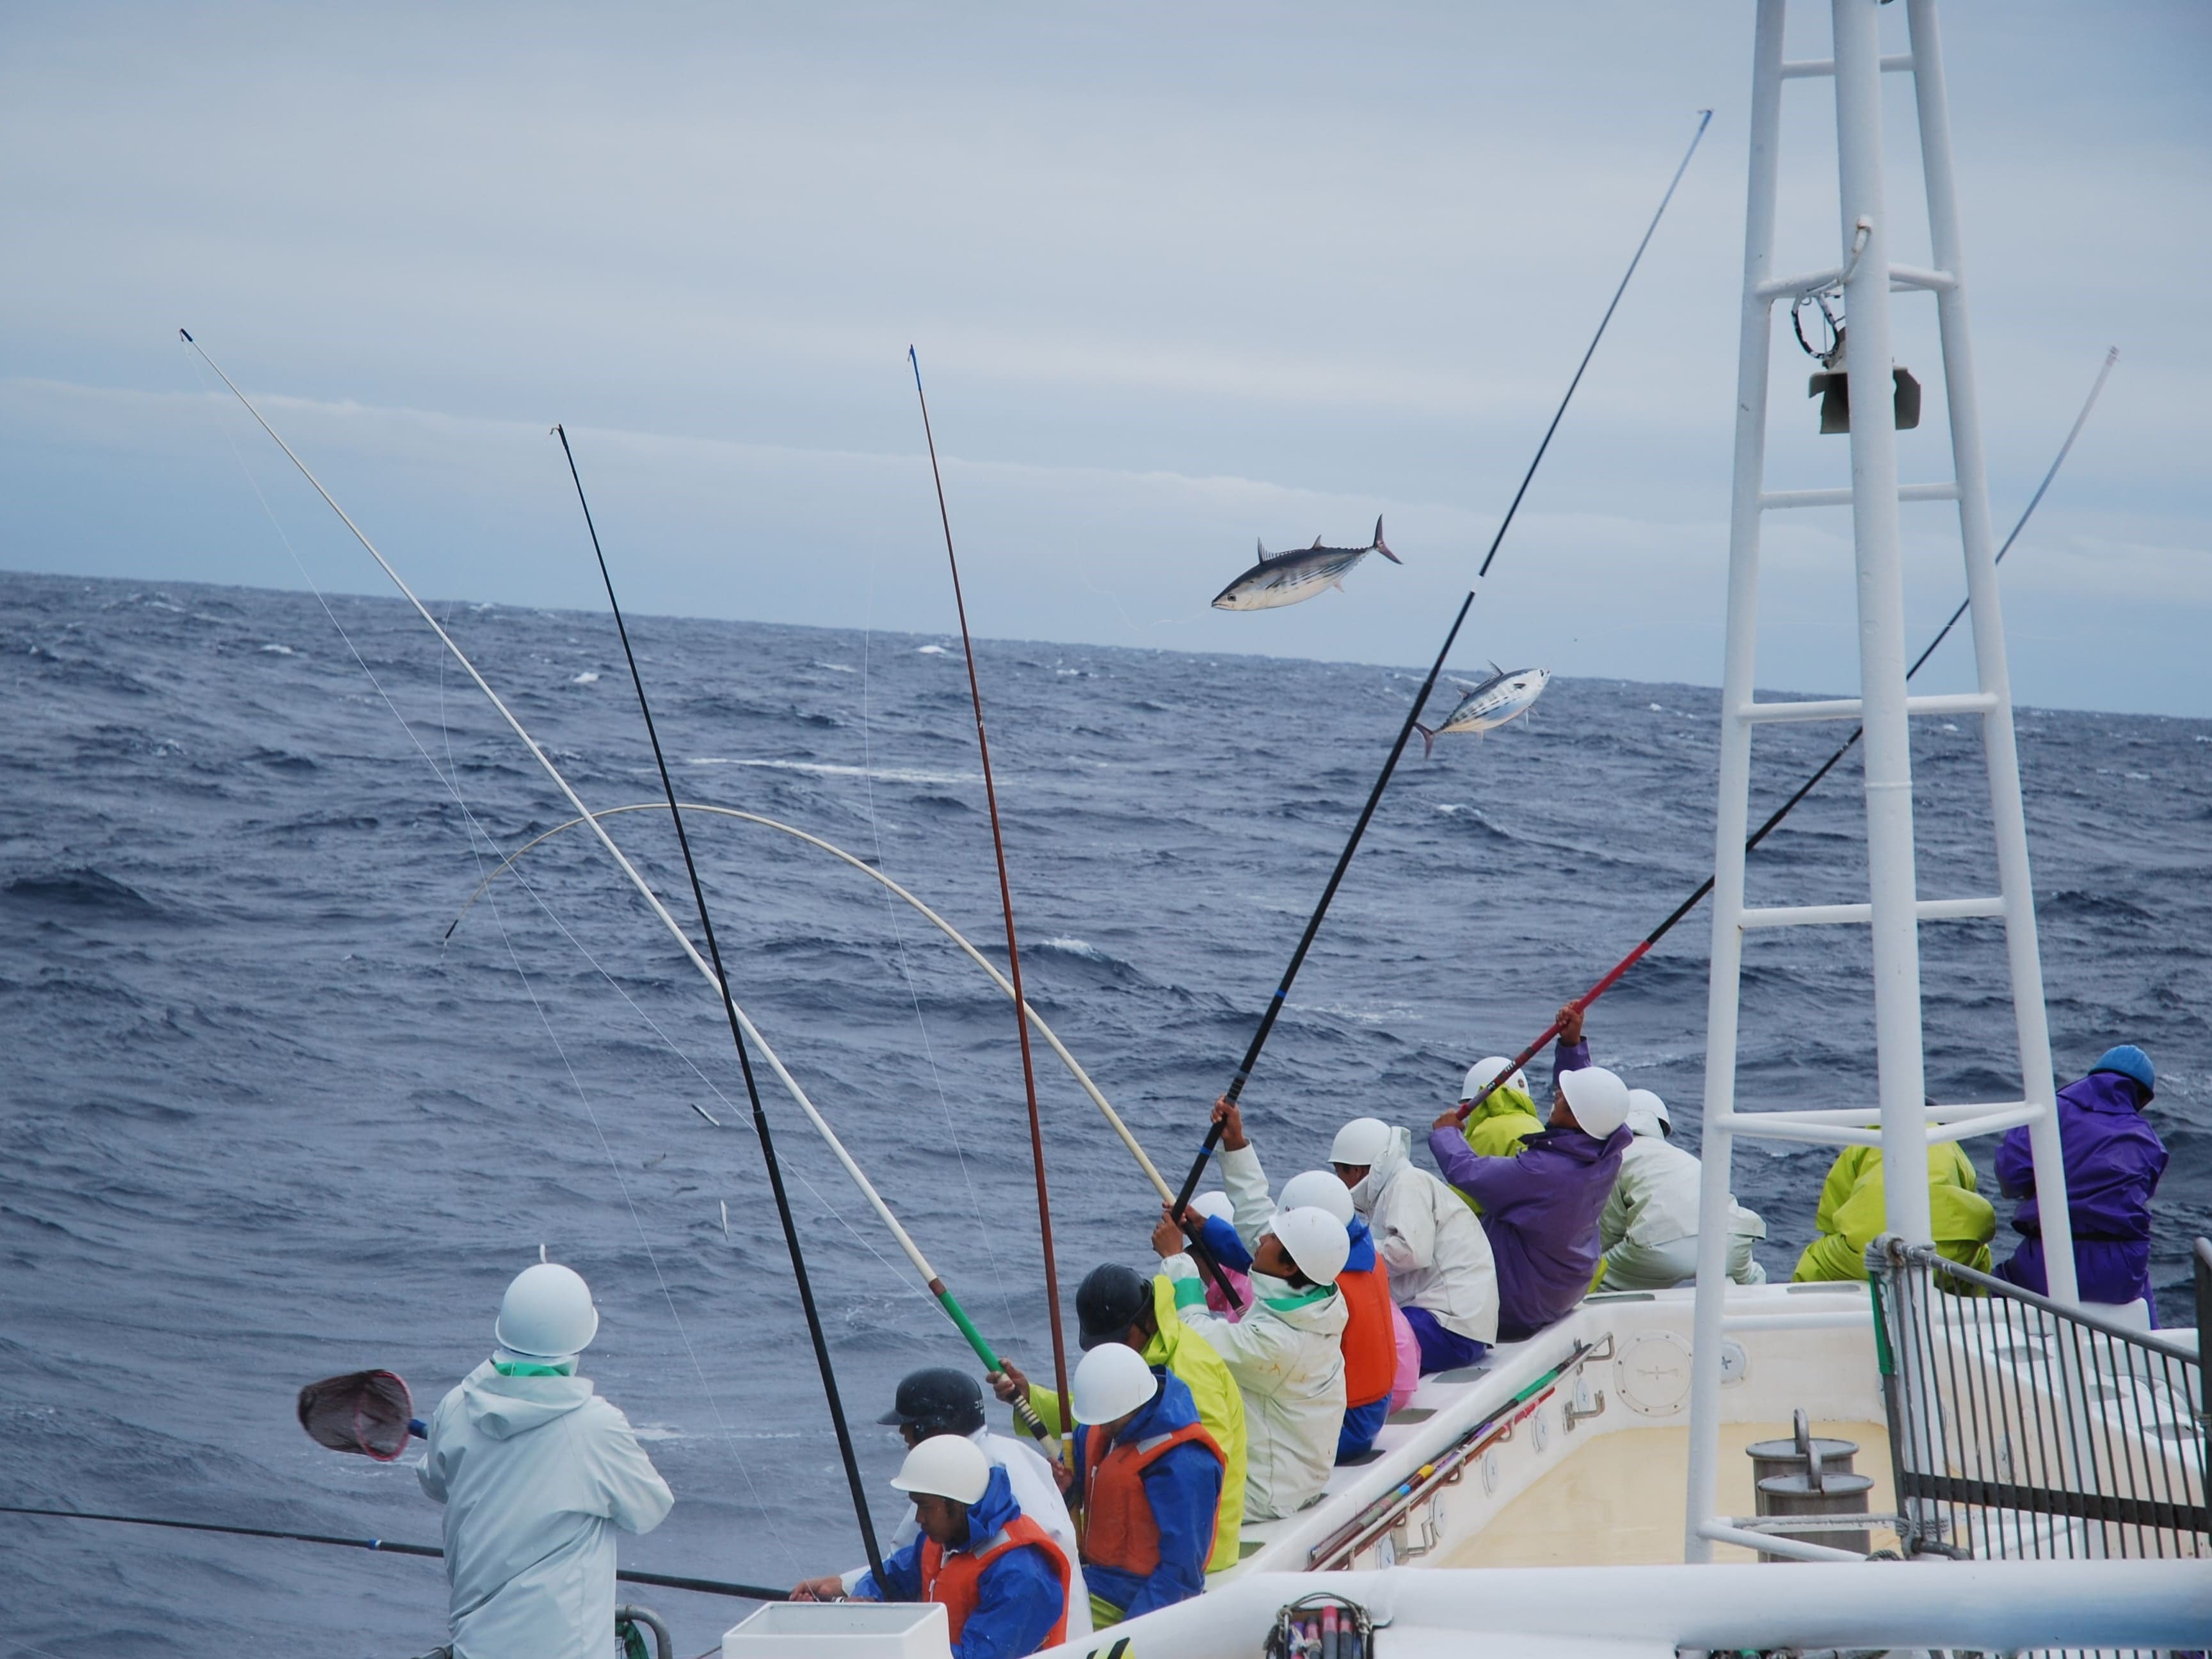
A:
[1430, 1118, 1630, 1342]
[1347, 1126, 1499, 1344]
[858, 1464, 1068, 1659]
[1450, 1082, 1547, 1216]
[1791, 1142, 1995, 1282]
[418, 1361, 673, 1659]
[1994, 1069, 2168, 1309]
[1164, 1251, 1347, 1521]
[1070, 1369, 1223, 1621]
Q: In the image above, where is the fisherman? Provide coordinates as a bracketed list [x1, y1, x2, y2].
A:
[1064, 1342, 1225, 1626]
[792, 1367, 1089, 1638]
[990, 1262, 1246, 1573]
[1186, 1100, 1399, 1463]
[1596, 1089, 1767, 1290]
[1791, 1140, 1995, 1281]
[1456, 1057, 1545, 1164]
[807, 1434, 1071, 1658]
[1331, 1113, 1500, 1376]
[1148, 1202, 1349, 1520]
[1427, 1005, 1633, 1342]
[1185, 1190, 1253, 1318]
[417, 1263, 673, 1659]
[1993, 1045, 2170, 1322]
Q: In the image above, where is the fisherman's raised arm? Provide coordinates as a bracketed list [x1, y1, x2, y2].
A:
[1212, 1098, 1276, 1245]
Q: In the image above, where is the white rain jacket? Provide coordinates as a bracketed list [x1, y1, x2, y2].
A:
[419, 1361, 673, 1659]
[1349, 1126, 1499, 1343]
[839, 1426, 1092, 1642]
[1164, 1252, 1345, 1520]
[1599, 1136, 1767, 1290]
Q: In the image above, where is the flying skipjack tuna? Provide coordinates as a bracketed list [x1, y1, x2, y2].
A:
[1414, 662, 1551, 756]
[1211, 515, 1401, 610]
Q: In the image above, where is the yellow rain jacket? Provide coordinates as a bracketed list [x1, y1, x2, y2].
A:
[1791, 1142, 1995, 1283]
[1450, 1083, 1545, 1215]
[1018, 1274, 1247, 1573]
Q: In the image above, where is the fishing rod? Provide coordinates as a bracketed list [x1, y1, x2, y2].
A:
[906, 350, 1080, 1428]
[1452, 346, 2120, 1122]
[554, 424, 882, 1579]
[0, 1503, 788, 1601]
[1169, 109, 1713, 1222]
[180, 335, 1055, 1448]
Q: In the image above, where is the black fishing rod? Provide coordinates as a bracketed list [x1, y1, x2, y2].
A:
[0, 1503, 788, 1601]
[1453, 346, 2120, 1122]
[1170, 109, 1713, 1222]
[553, 425, 885, 1584]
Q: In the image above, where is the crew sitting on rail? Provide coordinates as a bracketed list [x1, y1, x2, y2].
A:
[812, 1434, 1071, 1658]
[1064, 1343, 1225, 1627]
[991, 1262, 1247, 1575]
[1185, 1101, 1400, 1463]
[1791, 1139, 1996, 1282]
[417, 1263, 673, 1659]
[794, 1367, 1089, 1639]
[1427, 1005, 1634, 1342]
[1330, 1109, 1500, 1376]
[1594, 1089, 1768, 1290]
[1148, 1199, 1349, 1520]
[1993, 1045, 2170, 1326]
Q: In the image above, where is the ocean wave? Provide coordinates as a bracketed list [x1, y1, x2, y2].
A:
[684, 756, 979, 785]
[2, 868, 166, 918]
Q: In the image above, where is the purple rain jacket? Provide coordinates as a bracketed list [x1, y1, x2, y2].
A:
[1993, 1068, 2168, 1311]
[1426, 1038, 1631, 1342]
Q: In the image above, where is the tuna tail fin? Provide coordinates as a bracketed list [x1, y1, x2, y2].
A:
[1374, 515, 1401, 563]
[1415, 721, 1436, 758]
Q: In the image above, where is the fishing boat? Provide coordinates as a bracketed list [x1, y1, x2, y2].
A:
[728, 1, 2208, 1653]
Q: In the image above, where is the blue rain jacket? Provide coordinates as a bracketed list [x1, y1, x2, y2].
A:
[1994, 1069, 2168, 1310]
[857, 1464, 1066, 1659]
[1071, 1369, 1222, 1621]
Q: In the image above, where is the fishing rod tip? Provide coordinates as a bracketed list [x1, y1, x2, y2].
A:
[178, 328, 193, 342]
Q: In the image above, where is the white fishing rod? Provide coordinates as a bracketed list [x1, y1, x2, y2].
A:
[181, 332, 1053, 1437]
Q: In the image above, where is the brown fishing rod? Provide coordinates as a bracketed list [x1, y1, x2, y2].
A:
[907, 348, 1079, 1448]
[1169, 109, 1713, 1224]
[1450, 347, 2119, 1123]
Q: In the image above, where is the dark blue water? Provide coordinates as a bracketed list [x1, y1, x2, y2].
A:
[3, 568, 2204, 1654]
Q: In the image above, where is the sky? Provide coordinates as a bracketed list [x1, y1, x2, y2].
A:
[4, 2, 2208, 715]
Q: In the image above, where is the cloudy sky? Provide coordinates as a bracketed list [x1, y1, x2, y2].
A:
[5, 2, 2207, 714]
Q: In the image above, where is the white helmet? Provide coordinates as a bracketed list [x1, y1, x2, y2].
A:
[1558, 1066, 1633, 1140]
[1329, 1117, 1392, 1168]
[1071, 1342, 1160, 1426]
[1625, 1088, 1672, 1139]
[1278, 1169, 1354, 1226]
[1460, 1055, 1530, 1103]
[1267, 1206, 1351, 1285]
[889, 1433, 991, 1505]
[495, 1262, 599, 1359]
[1187, 1190, 1235, 1226]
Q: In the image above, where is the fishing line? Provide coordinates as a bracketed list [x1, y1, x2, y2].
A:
[909, 347, 1075, 1423]
[1454, 346, 2122, 1119]
[554, 422, 883, 1578]
[1169, 109, 1714, 1223]
[179, 346, 803, 1577]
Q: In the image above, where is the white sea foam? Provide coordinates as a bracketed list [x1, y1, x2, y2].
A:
[917, 644, 948, 655]
[260, 643, 295, 655]
[812, 661, 856, 673]
[571, 671, 600, 684]
[685, 756, 979, 786]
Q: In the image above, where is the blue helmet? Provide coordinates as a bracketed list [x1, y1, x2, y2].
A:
[2089, 1045, 2155, 1098]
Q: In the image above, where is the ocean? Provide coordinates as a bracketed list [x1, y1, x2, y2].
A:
[2, 567, 2204, 1655]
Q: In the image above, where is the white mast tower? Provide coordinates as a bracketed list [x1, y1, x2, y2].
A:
[1682, 0, 2081, 1562]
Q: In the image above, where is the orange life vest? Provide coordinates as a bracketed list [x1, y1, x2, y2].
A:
[1080, 1419, 1224, 1579]
[920, 1513, 1071, 1651]
[1338, 1258, 1397, 1408]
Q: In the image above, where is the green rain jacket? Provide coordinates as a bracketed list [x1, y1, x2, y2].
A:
[1449, 1083, 1546, 1215]
[1020, 1274, 1247, 1574]
[1791, 1142, 1996, 1282]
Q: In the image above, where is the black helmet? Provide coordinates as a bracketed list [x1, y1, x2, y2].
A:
[1075, 1263, 1151, 1350]
[877, 1366, 984, 1436]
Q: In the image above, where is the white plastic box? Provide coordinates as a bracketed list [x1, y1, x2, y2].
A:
[723, 1601, 952, 1658]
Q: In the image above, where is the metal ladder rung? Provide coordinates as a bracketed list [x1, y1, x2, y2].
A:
[1738, 894, 2005, 930]
[1779, 52, 1914, 79]
[1760, 481, 1960, 510]
[1889, 262, 1957, 293]
[1736, 691, 1996, 725]
[1718, 1099, 2041, 1150]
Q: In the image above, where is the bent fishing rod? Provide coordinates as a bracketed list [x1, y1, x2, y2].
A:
[1453, 346, 2120, 1122]
[907, 351, 1082, 1431]
[555, 424, 881, 1579]
[0, 1503, 787, 1601]
[180, 333, 1055, 1449]
[1171, 109, 1713, 1222]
